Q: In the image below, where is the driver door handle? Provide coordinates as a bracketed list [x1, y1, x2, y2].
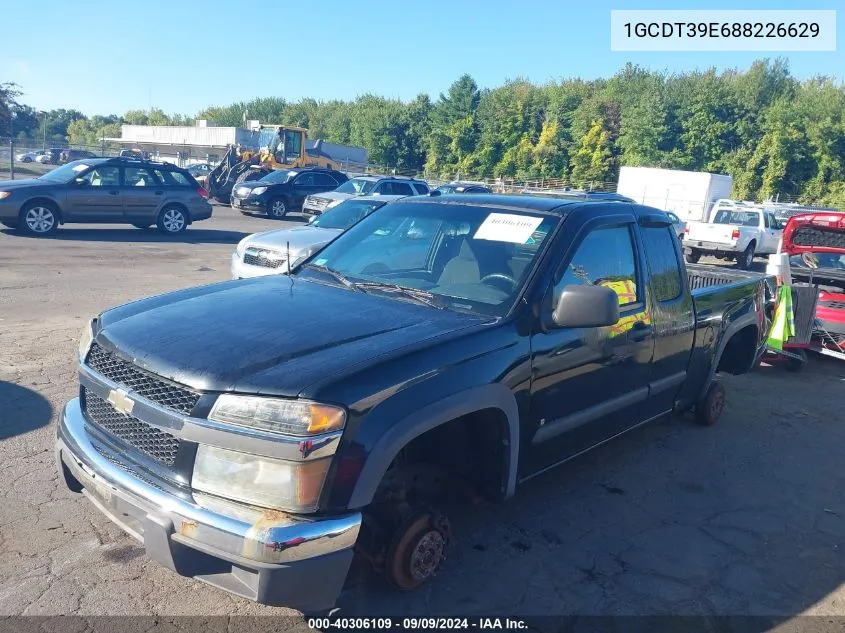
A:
[628, 322, 654, 342]
[108, 190, 119, 196]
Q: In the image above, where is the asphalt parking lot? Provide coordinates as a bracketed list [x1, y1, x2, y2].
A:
[1, 205, 844, 621]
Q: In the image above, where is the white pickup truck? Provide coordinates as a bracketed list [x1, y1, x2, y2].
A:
[684, 204, 783, 269]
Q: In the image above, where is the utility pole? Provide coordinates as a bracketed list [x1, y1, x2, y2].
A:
[9, 110, 14, 180]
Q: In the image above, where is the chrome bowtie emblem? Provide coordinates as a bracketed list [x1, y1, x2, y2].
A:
[107, 388, 135, 416]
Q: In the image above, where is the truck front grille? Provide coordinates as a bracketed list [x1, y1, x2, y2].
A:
[307, 197, 330, 211]
[243, 247, 286, 269]
[85, 343, 200, 415]
[82, 387, 180, 467]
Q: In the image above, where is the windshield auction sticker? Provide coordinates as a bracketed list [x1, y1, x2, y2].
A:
[474, 214, 544, 244]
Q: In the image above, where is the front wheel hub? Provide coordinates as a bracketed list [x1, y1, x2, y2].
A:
[410, 530, 446, 581]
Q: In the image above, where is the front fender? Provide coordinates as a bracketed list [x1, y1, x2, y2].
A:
[346, 383, 520, 509]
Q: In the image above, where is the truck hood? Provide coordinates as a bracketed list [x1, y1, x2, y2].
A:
[244, 225, 341, 255]
[0, 178, 43, 189]
[96, 277, 488, 397]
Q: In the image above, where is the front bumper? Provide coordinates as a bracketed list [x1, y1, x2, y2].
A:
[231, 197, 267, 213]
[230, 252, 289, 279]
[56, 397, 360, 611]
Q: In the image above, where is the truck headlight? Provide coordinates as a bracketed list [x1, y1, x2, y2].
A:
[235, 236, 250, 256]
[192, 445, 330, 512]
[78, 318, 96, 363]
[251, 186, 268, 196]
[209, 395, 346, 436]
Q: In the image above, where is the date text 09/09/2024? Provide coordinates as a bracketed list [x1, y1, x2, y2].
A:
[307, 617, 529, 630]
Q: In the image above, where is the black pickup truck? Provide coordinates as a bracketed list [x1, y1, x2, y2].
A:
[57, 195, 771, 612]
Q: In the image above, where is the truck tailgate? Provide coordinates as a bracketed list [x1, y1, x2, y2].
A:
[687, 222, 738, 245]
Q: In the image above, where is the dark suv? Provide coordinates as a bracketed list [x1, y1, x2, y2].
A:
[230, 167, 349, 218]
[60, 149, 98, 164]
[0, 157, 213, 236]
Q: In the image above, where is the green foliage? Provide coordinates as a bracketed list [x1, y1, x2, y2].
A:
[8, 58, 845, 205]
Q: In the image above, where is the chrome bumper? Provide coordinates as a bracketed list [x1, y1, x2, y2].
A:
[56, 397, 360, 610]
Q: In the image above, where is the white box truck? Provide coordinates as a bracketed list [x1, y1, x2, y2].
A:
[616, 167, 733, 223]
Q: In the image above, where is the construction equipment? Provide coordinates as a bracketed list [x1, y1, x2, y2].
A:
[206, 126, 337, 202]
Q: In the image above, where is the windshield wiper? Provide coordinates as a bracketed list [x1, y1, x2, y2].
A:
[300, 264, 361, 291]
[354, 281, 446, 309]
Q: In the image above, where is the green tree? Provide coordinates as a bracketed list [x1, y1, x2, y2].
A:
[570, 120, 615, 187]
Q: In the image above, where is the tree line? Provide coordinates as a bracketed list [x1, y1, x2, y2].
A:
[3, 59, 845, 206]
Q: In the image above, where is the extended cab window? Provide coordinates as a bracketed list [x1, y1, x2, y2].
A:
[556, 226, 640, 307]
[641, 227, 682, 302]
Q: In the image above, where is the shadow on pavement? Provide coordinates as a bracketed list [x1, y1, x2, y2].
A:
[0, 381, 53, 440]
[1, 227, 251, 244]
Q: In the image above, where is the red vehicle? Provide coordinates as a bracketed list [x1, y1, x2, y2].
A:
[782, 212, 845, 359]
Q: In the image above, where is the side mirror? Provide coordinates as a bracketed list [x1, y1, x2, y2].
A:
[73, 177, 88, 187]
[552, 284, 620, 328]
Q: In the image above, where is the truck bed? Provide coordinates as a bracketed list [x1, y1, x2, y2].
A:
[687, 263, 773, 296]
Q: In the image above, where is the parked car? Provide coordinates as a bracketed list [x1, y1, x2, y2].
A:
[231, 167, 349, 218]
[58, 194, 770, 612]
[302, 175, 429, 216]
[666, 211, 687, 241]
[684, 200, 783, 269]
[16, 150, 46, 163]
[435, 181, 492, 194]
[60, 149, 98, 164]
[0, 157, 212, 235]
[231, 196, 399, 279]
[36, 148, 64, 165]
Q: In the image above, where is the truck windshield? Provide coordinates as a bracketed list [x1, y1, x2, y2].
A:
[297, 201, 559, 316]
[335, 178, 376, 195]
[713, 210, 760, 226]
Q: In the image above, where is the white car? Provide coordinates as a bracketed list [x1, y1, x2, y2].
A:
[16, 150, 46, 163]
[684, 200, 783, 269]
[301, 175, 429, 216]
[231, 196, 401, 279]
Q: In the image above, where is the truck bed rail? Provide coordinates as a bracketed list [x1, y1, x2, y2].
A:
[687, 264, 770, 293]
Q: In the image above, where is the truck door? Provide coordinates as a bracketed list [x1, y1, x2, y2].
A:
[762, 212, 781, 253]
[638, 222, 696, 419]
[526, 211, 655, 474]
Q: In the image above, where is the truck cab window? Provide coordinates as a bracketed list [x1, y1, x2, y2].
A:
[555, 226, 640, 306]
[641, 227, 682, 301]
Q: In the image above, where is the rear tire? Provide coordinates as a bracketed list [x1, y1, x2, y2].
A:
[737, 243, 755, 270]
[268, 197, 288, 219]
[20, 202, 59, 236]
[157, 205, 188, 234]
[685, 249, 702, 264]
[695, 382, 725, 427]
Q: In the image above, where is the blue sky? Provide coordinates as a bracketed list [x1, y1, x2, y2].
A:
[2, 0, 841, 116]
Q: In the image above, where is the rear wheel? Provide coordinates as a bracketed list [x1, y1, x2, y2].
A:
[695, 382, 725, 427]
[737, 243, 755, 270]
[685, 249, 702, 264]
[157, 206, 188, 234]
[20, 202, 59, 235]
[268, 197, 288, 219]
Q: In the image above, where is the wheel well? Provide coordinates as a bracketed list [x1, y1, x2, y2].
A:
[21, 197, 63, 223]
[375, 409, 509, 505]
[747, 239, 757, 249]
[717, 324, 759, 374]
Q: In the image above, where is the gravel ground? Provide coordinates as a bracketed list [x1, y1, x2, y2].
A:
[1, 206, 844, 624]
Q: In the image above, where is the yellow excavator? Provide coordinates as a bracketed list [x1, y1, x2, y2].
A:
[207, 125, 338, 202]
